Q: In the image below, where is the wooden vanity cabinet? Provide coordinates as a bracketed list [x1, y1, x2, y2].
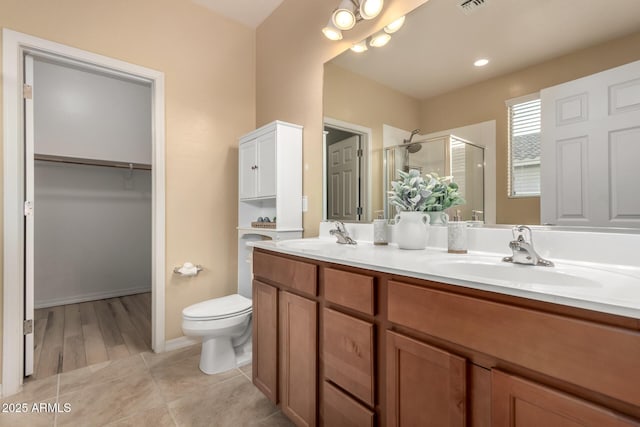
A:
[280, 291, 317, 427]
[386, 331, 467, 427]
[252, 251, 318, 427]
[253, 249, 640, 427]
[252, 280, 279, 403]
[491, 370, 640, 427]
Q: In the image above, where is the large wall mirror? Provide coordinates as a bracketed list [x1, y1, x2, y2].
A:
[322, 0, 640, 227]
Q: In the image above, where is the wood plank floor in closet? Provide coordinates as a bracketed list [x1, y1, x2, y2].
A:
[31, 292, 151, 380]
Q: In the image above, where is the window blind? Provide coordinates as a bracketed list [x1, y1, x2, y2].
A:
[508, 97, 541, 196]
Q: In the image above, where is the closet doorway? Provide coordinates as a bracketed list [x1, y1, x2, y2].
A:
[3, 30, 166, 395]
[26, 54, 152, 379]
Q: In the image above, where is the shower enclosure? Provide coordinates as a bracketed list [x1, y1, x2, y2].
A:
[384, 135, 485, 220]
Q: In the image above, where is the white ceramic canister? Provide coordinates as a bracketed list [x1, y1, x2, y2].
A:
[373, 219, 388, 245]
[447, 221, 468, 254]
[394, 211, 430, 250]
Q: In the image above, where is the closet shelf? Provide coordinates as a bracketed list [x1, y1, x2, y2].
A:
[34, 153, 152, 170]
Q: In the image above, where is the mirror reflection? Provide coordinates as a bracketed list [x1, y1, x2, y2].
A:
[323, 0, 640, 226]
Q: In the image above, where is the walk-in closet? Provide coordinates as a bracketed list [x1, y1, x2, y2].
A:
[27, 54, 153, 379]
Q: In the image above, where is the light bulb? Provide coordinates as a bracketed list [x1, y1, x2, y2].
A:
[332, 0, 356, 30]
[384, 16, 405, 34]
[351, 40, 368, 53]
[474, 58, 489, 67]
[322, 19, 343, 40]
[369, 31, 391, 47]
[360, 0, 384, 20]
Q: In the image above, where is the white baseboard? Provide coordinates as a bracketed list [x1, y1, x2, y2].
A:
[34, 286, 151, 309]
[164, 336, 201, 352]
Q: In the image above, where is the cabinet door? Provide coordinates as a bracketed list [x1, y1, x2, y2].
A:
[256, 133, 276, 198]
[252, 280, 278, 403]
[280, 291, 317, 427]
[492, 370, 640, 427]
[239, 139, 257, 199]
[386, 331, 466, 427]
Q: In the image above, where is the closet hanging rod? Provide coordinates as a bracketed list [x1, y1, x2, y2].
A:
[34, 154, 152, 171]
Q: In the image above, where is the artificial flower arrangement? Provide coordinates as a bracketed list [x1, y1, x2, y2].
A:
[388, 169, 465, 212]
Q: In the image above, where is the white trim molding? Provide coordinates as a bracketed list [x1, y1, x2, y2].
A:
[164, 336, 201, 352]
[2, 29, 166, 397]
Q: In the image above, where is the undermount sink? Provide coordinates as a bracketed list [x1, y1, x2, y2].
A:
[276, 239, 343, 251]
[426, 258, 638, 289]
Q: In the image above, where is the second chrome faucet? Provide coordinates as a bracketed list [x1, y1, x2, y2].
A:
[503, 225, 554, 267]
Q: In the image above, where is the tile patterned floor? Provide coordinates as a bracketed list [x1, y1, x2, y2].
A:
[0, 345, 294, 427]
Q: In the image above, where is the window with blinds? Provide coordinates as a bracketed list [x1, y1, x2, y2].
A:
[507, 94, 541, 197]
[450, 137, 467, 199]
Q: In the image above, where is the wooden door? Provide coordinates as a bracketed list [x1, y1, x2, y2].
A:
[239, 139, 257, 199]
[256, 132, 276, 198]
[492, 370, 640, 427]
[280, 291, 317, 427]
[252, 280, 278, 403]
[386, 330, 466, 427]
[540, 59, 640, 227]
[327, 135, 361, 221]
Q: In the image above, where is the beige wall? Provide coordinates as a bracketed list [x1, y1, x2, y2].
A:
[257, 0, 427, 236]
[420, 31, 640, 224]
[0, 0, 256, 380]
[324, 63, 420, 215]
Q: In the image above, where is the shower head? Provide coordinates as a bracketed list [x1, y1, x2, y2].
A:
[406, 142, 422, 153]
[403, 129, 422, 153]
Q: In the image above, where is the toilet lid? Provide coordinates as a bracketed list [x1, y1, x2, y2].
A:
[183, 294, 252, 320]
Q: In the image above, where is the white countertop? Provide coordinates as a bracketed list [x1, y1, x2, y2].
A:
[251, 237, 640, 319]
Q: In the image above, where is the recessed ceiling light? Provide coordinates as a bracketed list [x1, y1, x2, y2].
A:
[474, 58, 489, 67]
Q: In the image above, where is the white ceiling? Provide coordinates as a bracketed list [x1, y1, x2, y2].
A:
[331, 0, 640, 99]
[191, 0, 284, 28]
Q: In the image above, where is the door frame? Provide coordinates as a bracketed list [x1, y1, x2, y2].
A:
[2, 29, 166, 397]
[323, 117, 372, 222]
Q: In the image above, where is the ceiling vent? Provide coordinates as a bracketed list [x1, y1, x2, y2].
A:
[457, 0, 489, 15]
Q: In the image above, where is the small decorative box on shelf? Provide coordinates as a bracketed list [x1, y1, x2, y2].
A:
[251, 222, 277, 229]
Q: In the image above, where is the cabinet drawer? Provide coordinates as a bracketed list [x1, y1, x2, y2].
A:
[323, 308, 374, 406]
[323, 381, 374, 427]
[253, 250, 317, 296]
[324, 268, 374, 315]
[387, 280, 640, 407]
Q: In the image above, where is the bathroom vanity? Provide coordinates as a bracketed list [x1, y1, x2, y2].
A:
[250, 234, 640, 426]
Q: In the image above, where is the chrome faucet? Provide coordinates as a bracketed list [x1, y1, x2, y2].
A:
[329, 221, 357, 245]
[502, 225, 554, 267]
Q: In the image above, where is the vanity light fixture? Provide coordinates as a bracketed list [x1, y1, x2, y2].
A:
[369, 30, 391, 47]
[323, 0, 385, 40]
[351, 40, 368, 53]
[384, 15, 405, 33]
[474, 58, 490, 67]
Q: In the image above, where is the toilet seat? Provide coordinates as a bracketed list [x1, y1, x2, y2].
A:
[182, 294, 252, 321]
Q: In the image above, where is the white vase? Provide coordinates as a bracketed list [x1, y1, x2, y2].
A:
[427, 211, 449, 226]
[394, 211, 431, 250]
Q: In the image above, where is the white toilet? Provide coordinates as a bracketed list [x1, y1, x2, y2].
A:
[182, 293, 252, 375]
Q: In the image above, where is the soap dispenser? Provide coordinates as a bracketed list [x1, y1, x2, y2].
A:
[448, 210, 468, 254]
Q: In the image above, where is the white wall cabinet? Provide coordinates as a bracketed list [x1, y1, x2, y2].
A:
[240, 133, 277, 199]
[237, 121, 303, 298]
